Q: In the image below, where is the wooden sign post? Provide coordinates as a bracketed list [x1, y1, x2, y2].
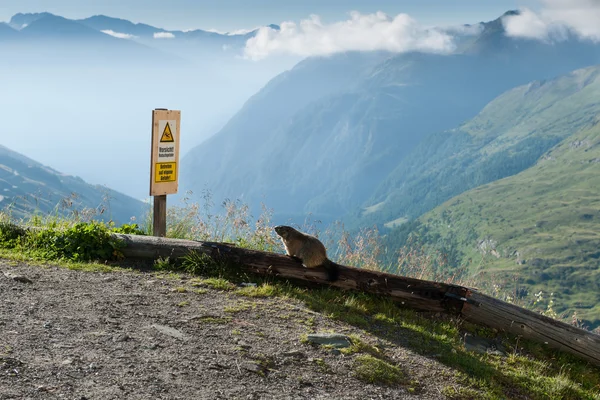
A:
[149, 109, 181, 237]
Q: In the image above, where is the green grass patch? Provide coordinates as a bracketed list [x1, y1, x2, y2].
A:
[341, 334, 382, 357]
[0, 218, 144, 263]
[235, 283, 283, 298]
[353, 354, 405, 386]
[223, 301, 254, 313]
[191, 277, 236, 291]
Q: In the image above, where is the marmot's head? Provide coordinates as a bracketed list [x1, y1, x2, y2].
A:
[274, 225, 297, 239]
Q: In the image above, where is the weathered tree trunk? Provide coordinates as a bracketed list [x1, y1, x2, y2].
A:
[114, 233, 600, 366]
[461, 292, 600, 365]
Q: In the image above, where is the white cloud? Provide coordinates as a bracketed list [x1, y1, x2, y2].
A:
[244, 11, 455, 60]
[101, 30, 137, 40]
[207, 27, 259, 36]
[154, 32, 176, 39]
[226, 28, 256, 36]
[503, 0, 600, 42]
[205, 28, 227, 34]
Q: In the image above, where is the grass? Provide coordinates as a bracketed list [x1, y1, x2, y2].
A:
[0, 196, 599, 399]
[353, 354, 405, 386]
[191, 277, 236, 291]
[224, 301, 254, 313]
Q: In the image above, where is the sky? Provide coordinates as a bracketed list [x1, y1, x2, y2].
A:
[0, 0, 534, 32]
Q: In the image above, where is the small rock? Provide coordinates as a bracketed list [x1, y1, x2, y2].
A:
[61, 359, 74, 365]
[113, 334, 130, 342]
[151, 324, 186, 340]
[3, 272, 33, 284]
[281, 350, 306, 358]
[241, 362, 263, 374]
[306, 333, 352, 348]
[209, 362, 230, 370]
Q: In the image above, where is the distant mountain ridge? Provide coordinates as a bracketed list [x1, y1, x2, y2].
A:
[0, 145, 146, 224]
[4, 12, 277, 48]
[0, 12, 285, 67]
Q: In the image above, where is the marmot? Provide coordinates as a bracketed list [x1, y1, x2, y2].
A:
[274, 225, 339, 282]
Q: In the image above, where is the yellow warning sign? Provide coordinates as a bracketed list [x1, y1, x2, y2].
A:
[150, 110, 180, 196]
[155, 162, 177, 183]
[160, 122, 174, 142]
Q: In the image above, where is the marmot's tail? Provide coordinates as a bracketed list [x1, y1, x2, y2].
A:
[323, 259, 340, 282]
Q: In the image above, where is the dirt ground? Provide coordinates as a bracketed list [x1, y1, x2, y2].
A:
[0, 260, 466, 400]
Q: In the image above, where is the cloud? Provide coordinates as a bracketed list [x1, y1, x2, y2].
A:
[207, 27, 255, 35]
[244, 11, 455, 60]
[154, 32, 175, 39]
[503, 0, 600, 42]
[101, 30, 137, 40]
[226, 28, 256, 36]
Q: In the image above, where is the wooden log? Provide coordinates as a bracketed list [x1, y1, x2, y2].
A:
[114, 233, 467, 313]
[461, 291, 600, 366]
[113, 233, 600, 366]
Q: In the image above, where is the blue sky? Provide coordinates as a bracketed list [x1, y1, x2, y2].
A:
[1, 0, 536, 31]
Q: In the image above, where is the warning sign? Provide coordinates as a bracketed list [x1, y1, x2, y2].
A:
[155, 162, 177, 183]
[160, 122, 174, 142]
[150, 109, 181, 196]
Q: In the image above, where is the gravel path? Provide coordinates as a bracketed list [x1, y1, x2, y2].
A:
[0, 260, 463, 399]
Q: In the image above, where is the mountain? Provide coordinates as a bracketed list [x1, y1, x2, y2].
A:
[356, 65, 600, 230]
[8, 12, 53, 30]
[0, 23, 18, 39]
[401, 73, 600, 327]
[180, 50, 390, 219]
[1, 12, 283, 64]
[180, 11, 600, 224]
[0, 13, 173, 66]
[77, 15, 167, 37]
[76, 14, 280, 61]
[0, 145, 147, 224]
[20, 14, 121, 40]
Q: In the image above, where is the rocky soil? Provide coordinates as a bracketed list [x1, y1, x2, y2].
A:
[0, 260, 469, 399]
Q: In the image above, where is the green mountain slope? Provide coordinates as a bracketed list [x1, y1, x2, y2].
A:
[358, 65, 600, 229]
[0, 145, 146, 224]
[411, 118, 600, 329]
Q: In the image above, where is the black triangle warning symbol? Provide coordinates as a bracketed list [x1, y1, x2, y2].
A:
[160, 123, 174, 143]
